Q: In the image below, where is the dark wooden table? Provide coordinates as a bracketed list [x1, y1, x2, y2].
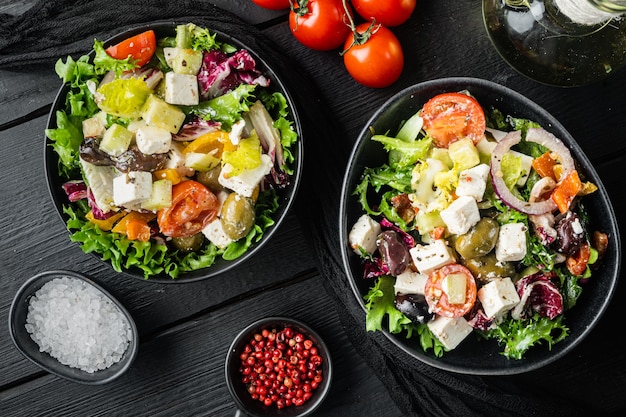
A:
[1, 1, 625, 416]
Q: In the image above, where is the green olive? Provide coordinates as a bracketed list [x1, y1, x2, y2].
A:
[220, 192, 255, 240]
[463, 253, 517, 284]
[196, 166, 223, 192]
[171, 233, 204, 253]
[454, 218, 499, 260]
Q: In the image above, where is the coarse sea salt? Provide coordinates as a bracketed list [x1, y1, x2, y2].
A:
[25, 276, 133, 373]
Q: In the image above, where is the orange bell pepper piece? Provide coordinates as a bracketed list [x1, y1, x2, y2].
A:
[153, 168, 182, 185]
[86, 210, 125, 231]
[532, 152, 557, 181]
[112, 212, 156, 241]
[551, 170, 582, 214]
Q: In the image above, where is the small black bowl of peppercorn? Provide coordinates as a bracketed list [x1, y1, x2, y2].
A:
[225, 317, 333, 416]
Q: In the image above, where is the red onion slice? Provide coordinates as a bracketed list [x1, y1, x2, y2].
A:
[490, 127, 575, 215]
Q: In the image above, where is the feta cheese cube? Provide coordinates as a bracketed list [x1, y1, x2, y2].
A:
[427, 316, 473, 350]
[409, 239, 455, 275]
[136, 124, 172, 155]
[164, 72, 199, 106]
[165, 142, 186, 169]
[218, 154, 272, 198]
[113, 171, 153, 207]
[495, 223, 528, 262]
[440, 195, 480, 235]
[394, 269, 428, 295]
[202, 219, 234, 249]
[348, 214, 381, 255]
[82, 112, 107, 138]
[455, 164, 490, 202]
[477, 277, 520, 318]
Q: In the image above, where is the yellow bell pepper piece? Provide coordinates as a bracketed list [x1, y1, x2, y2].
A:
[86, 210, 125, 231]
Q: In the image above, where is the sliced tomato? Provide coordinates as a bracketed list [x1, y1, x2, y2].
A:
[106, 30, 157, 67]
[421, 92, 486, 148]
[157, 180, 219, 238]
[424, 263, 477, 318]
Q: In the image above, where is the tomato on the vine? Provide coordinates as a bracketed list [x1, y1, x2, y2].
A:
[342, 23, 404, 88]
[289, 0, 353, 51]
[105, 30, 156, 67]
[424, 264, 477, 318]
[351, 0, 416, 27]
[157, 180, 219, 238]
[252, 0, 291, 10]
[421, 92, 486, 148]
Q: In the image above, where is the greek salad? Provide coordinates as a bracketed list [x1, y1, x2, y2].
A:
[348, 91, 609, 359]
[46, 23, 298, 279]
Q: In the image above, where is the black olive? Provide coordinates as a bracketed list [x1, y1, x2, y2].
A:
[112, 145, 168, 173]
[376, 230, 410, 276]
[553, 211, 586, 255]
[394, 293, 434, 324]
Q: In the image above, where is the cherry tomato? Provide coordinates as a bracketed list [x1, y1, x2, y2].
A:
[342, 23, 404, 88]
[351, 0, 416, 27]
[157, 180, 219, 238]
[421, 92, 486, 148]
[424, 264, 477, 318]
[252, 0, 291, 9]
[105, 30, 156, 67]
[289, 0, 353, 51]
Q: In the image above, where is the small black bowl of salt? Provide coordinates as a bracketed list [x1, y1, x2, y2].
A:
[9, 270, 139, 384]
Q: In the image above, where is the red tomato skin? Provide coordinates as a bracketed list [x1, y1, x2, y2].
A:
[343, 23, 404, 88]
[105, 30, 156, 67]
[289, 0, 353, 51]
[157, 180, 219, 238]
[352, 0, 416, 27]
[252, 0, 291, 9]
[421, 92, 486, 148]
[424, 264, 477, 318]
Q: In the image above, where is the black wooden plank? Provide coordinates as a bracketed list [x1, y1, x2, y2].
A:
[0, 276, 403, 417]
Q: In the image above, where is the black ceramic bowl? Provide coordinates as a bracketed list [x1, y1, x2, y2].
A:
[225, 317, 332, 417]
[339, 77, 621, 375]
[44, 22, 303, 283]
[8, 270, 139, 384]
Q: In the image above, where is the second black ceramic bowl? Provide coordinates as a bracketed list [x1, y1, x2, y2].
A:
[339, 77, 621, 375]
[225, 317, 332, 417]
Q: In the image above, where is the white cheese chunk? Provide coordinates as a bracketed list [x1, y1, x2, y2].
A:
[455, 163, 490, 202]
[202, 219, 234, 249]
[81, 112, 107, 138]
[440, 195, 480, 235]
[218, 154, 272, 198]
[135, 124, 172, 155]
[394, 269, 428, 295]
[495, 222, 528, 262]
[165, 142, 186, 169]
[113, 171, 153, 208]
[409, 239, 455, 275]
[427, 316, 473, 350]
[164, 72, 199, 106]
[477, 277, 521, 318]
[348, 214, 381, 255]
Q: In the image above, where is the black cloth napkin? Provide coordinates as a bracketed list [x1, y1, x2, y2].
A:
[0, 2, 611, 416]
